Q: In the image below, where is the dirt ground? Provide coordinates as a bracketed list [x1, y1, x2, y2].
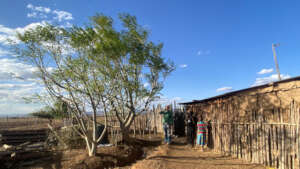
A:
[126, 137, 266, 169]
[2, 135, 267, 169]
[14, 136, 161, 169]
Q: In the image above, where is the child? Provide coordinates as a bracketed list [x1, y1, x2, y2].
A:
[196, 116, 206, 150]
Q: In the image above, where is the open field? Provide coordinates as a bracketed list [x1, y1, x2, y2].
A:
[0, 117, 63, 131]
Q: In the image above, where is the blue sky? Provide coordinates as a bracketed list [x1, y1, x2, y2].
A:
[0, 0, 300, 115]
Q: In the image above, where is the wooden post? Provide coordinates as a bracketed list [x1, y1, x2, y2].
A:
[294, 125, 298, 169]
[297, 106, 300, 169]
[250, 123, 252, 162]
[298, 119, 300, 169]
[270, 124, 273, 167]
[238, 123, 240, 158]
[153, 105, 157, 135]
[272, 43, 282, 81]
[280, 109, 285, 169]
[265, 124, 268, 166]
[262, 123, 265, 165]
[256, 122, 259, 164]
[233, 123, 236, 157]
[267, 124, 270, 166]
[133, 118, 136, 137]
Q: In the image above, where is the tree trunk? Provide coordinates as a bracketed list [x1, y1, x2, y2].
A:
[133, 119, 136, 137]
[120, 125, 131, 144]
[115, 110, 136, 144]
[85, 136, 96, 156]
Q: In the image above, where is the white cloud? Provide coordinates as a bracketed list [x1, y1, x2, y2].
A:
[35, 6, 51, 13]
[0, 34, 12, 45]
[0, 57, 54, 83]
[258, 68, 273, 75]
[27, 4, 34, 9]
[252, 74, 290, 86]
[0, 4, 74, 46]
[0, 3, 75, 116]
[26, 4, 51, 19]
[0, 21, 47, 45]
[15, 21, 47, 34]
[216, 86, 233, 92]
[0, 83, 37, 90]
[1, 20, 47, 42]
[197, 50, 211, 56]
[143, 83, 149, 88]
[27, 12, 37, 18]
[0, 58, 48, 113]
[0, 57, 55, 82]
[179, 64, 188, 68]
[53, 10, 73, 22]
[28, 12, 47, 19]
[0, 48, 11, 56]
[63, 22, 72, 28]
[26, 4, 73, 23]
[0, 25, 16, 35]
[0, 58, 40, 81]
[0, 83, 43, 103]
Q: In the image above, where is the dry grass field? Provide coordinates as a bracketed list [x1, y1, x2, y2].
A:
[0, 117, 63, 131]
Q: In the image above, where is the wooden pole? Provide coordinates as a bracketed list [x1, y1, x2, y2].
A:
[272, 43, 282, 81]
[133, 118, 136, 137]
[153, 105, 157, 135]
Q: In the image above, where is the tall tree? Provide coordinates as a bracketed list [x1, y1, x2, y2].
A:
[14, 13, 173, 153]
[69, 14, 174, 141]
[14, 24, 109, 156]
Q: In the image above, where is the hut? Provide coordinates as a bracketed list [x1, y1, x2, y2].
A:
[180, 76, 300, 169]
[181, 76, 300, 123]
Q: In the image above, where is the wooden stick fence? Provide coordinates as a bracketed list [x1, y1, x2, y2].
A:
[107, 102, 184, 143]
[209, 101, 300, 169]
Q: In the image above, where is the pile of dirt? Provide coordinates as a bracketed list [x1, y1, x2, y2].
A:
[61, 137, 162, 169]
[69, 145, 143, 169]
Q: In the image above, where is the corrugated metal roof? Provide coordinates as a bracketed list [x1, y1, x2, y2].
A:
[180, 75, 300, 105]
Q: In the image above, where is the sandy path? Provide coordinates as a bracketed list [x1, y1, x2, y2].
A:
[130, 138, 266, 169]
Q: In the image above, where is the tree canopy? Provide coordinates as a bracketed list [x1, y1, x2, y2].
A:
[14, 13, 174, 155]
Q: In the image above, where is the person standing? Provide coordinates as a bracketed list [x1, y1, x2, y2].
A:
[186, 111, 196, 146]
[197, 116, 206, 150]
[160, 105, 173, 144]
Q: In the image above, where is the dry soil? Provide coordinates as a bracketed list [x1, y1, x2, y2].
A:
[127, 138, 266, 169]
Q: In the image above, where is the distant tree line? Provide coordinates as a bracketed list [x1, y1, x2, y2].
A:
[30, 99, 69, 119]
